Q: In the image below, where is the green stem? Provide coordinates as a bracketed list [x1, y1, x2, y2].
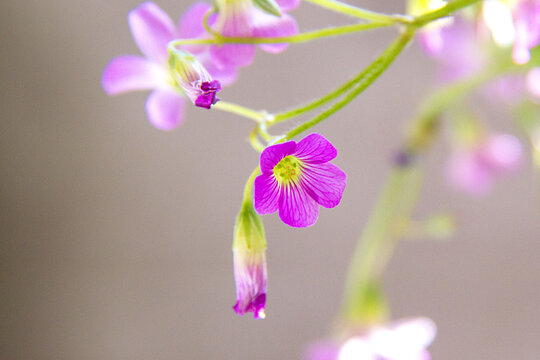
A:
[341, 167, 423, 324]
[169, 22, 387, 50]
[284, 28, 415, 140]
[412, 0, 482, 27]
[338, 47, 540, 326]
[213, 101, 265, 123]
[243, 167, 261, 203]
[249, 127, 265, 153]
[303, 0, 412, 24]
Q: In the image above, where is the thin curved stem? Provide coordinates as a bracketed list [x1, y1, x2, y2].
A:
[303, 0, 412, 24]
[169, 22, 388, 50]
[284, 27, 415, 140]
[213, 101, 265, 123]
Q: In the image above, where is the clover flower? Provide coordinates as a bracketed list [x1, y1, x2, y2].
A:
[102, 2, 236, 130]
[304, 318, 437, 360]
[207, 0, 300, 68]
[233, 199, 267, 319]
[446, 133, 523, 195]
[254, 133, 346, 228]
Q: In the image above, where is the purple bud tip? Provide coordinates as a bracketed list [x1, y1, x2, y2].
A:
[233, 293, 266, 319]
[195, 80, 222, 109]
[393, 149, 415, 168]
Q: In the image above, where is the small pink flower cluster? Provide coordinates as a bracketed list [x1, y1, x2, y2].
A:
[102, 1, 298, 130]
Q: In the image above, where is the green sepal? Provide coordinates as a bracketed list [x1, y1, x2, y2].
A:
[233, 199, 266, 252]
[252, 0, 282, 17]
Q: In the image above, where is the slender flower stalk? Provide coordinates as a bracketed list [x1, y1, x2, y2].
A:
[284, 28, 414, 140]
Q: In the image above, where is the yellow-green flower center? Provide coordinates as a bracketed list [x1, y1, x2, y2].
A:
[273, 156, 302, 184]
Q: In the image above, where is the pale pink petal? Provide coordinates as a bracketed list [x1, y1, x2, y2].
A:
[276, 0, 301, 11]
[370, 318, 436, 360]
[294, 133, 337, 164]
[303, 341, 340, 360]
[210, 7, 256, 67]
[526, 67, 540, 98]
[102, 55, 168, 95]
[482, 134, 522, 172]
[338, 337, 374, 360]
[259, 141, 297, 173]
[201, 56, 239, 86]
[178, 2, 213, 38]
[254, 174, 281, 215]
[128, 2, 176, 64]
[278, 183, 319, 227]
[177, 2, 216, 54]
[145, 89, 185, 130]
[301, 163, 346, 208]
[252, 12, 299, 53]
[419, 28, 444, 56]
[446, 152, 493, 196]
[211, 44, 256, 68]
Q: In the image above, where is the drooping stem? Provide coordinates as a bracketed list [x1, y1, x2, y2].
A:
[213, 101, 266, 123]
[242, 167, 261, 204]
[284, 27, 415, 140]
[303, 0, 412, 24]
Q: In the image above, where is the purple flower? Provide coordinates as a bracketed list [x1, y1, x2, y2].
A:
[254, 133, 347, 228]
[446, 133, 523, 196]
[102, 2, 236, 130]
[304, 318, 437, 360]
[208, 0, 300, 68]
[232, 200, 267, 319]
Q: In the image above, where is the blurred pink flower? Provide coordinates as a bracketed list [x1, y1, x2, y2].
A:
[209, 0, 299, 68]
[511, 0, 540, 64]
[304, 318, 437, 360]
[446, 133, 523, 195]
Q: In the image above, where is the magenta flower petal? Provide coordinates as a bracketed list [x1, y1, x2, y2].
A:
[276, 0, 301, 11]
[254, 134, 346, 227]
[294, 133, 337, 163]
[302, 163, 346, 208]
[145, 89, 185, 130]
[102, 55, 168, 95]
[279, 183, 320, 227]
[128, 2, 176, 64]
[259, 141, 297, 173]
[254, 174, 281, 215]
[253, 13, 299, 54]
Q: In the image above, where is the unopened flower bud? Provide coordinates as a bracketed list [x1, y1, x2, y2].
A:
[232, 199, 267, 319]
[169, 49, 222, 109]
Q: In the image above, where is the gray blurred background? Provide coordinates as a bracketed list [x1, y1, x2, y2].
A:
[2, 1, 540, 359]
